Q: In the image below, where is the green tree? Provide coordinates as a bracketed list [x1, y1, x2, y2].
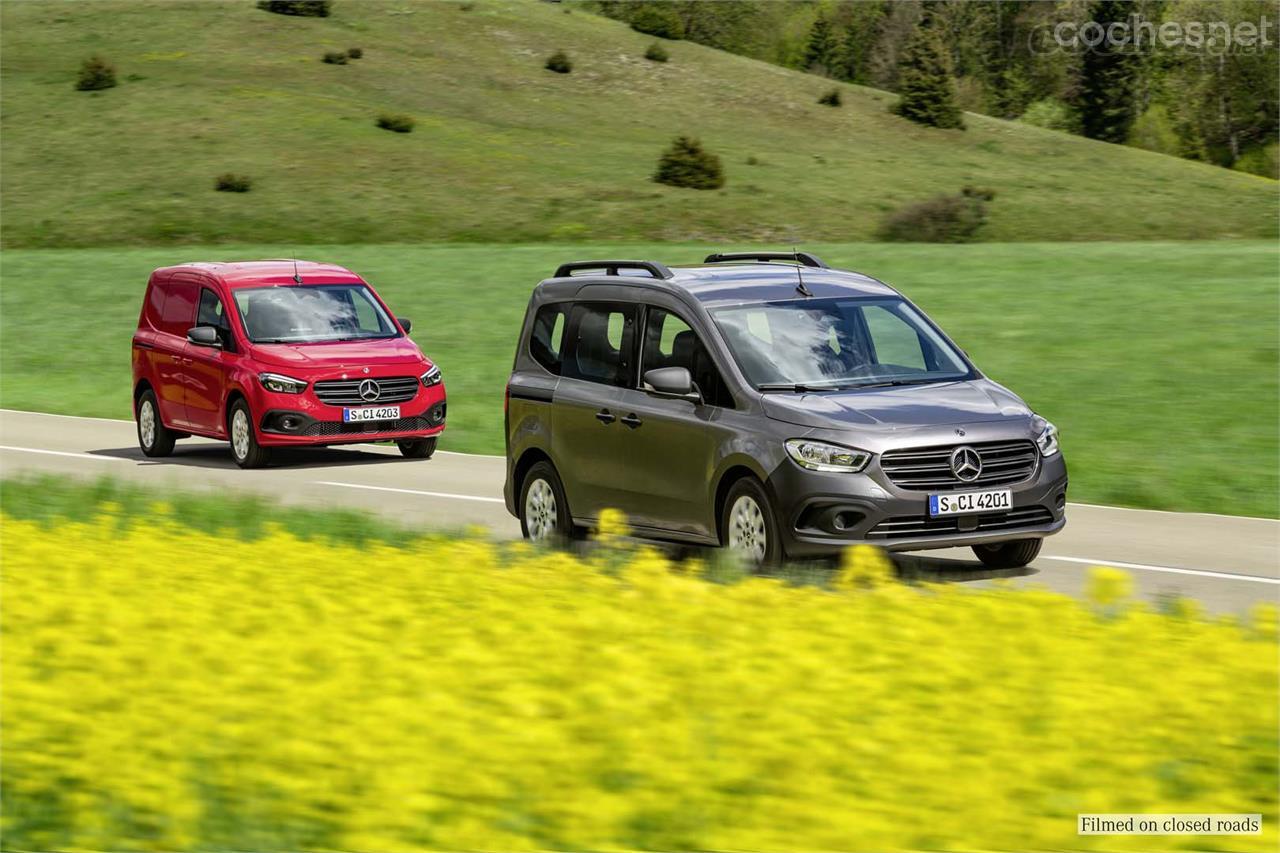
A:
[1074, 0, 1139, 143]
[803, 15, 840, 76]
[892, 15, 964, 129]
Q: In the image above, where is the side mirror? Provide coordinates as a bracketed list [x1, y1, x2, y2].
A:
[399, 318, 413, 334]
[187, 326, 221, 348]
[643, 367, 701, 403]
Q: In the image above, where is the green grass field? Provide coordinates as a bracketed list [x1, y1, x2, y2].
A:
[2, 241, 1276, 517]
[1, 0, 1275, 248]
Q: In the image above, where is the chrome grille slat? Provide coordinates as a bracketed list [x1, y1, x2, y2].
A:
[880, 439, 1038, 491]
[313, 376, 419, 406]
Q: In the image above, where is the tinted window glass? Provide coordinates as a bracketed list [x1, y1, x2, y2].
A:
[530, 303, 568, 375]
[641, 308, 733, 408]
[159, 281, 198, 337]
[562, 303, 637, 387]
[863, 304, 927, 371]
[198, 288, 233, 349]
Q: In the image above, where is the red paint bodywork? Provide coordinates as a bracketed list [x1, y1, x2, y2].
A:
[131, 260, 446, 448]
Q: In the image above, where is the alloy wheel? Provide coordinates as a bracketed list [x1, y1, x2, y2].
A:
[139, 400, 156, 449]
[727, 494, 767, 562]
[231, 409, 250, 461]
[524, 478, 557, 541]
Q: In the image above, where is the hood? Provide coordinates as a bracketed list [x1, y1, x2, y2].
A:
[761, 379, 1031, 431]
[250, 336, 427, 369]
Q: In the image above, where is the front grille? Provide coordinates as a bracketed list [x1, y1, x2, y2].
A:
[879, 439, 1038, 491]
[867, 505, 1054, 540]
[303, 416, 436, 437]
[313, 376, 419, 406]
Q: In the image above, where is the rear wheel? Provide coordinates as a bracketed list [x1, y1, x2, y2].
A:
[720, 476, 782, 568]
[228, 399, 271, 469]
[135, 389, 176, 457]
[972, 538, 1042, 569]
[398, 438, 437, 459]
[519, 461, 573, 544]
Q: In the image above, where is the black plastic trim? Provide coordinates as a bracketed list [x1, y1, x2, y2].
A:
[703, 251, 828, 268]
[553, 260, 674, 280]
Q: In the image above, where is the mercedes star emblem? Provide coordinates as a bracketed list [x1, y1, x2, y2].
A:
[358, 379, 381, 402]
[949, 446, 982, 482]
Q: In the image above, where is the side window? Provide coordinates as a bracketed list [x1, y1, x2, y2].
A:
[862, 305, 927, 371]
[529, 303, 568, 375]
[197, 288, 234, 349]
[641, 307, 734, 409]
[159, 281, 197, 337]
[561, 302, 637, 388]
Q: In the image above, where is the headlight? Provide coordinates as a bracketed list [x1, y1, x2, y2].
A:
[1031, 414, 1059, 457]
[258, 372, 308, 394]
[785, 439, 871, 473]
[420, 365, 442, 388]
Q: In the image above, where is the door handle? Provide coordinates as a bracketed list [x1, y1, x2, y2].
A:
[595, 409, 616, 424]
[620, 414, 642, 429]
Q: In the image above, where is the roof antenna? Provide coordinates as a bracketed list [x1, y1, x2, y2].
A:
[793, 246, 813, 297]
[292, 257, 303, 285]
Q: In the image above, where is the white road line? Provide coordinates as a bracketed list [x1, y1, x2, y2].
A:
[0, 445, 131, 463]
[1065, 501, 1279, 524]
[1042, 555, 1280, 585]
[316, 480, 505, 504]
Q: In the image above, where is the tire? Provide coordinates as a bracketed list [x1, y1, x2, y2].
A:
[135, 389, 176, 458]
[972, 538, 1043, 569]
[720, 475, 783, 568]
[398, 438, 437, 459]
[228, 399, 271, 469]
[519, 461, 574, 544]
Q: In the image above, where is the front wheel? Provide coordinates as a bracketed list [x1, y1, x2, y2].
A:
[972, 538, 1042, 569]
[720, 476, 782, 568]
[398, 438, 437, 459]
[136, 389, 176, 457]
[228, 399, 271, 469]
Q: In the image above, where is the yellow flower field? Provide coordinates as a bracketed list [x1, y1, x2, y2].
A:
[2, 510, 1276, 852]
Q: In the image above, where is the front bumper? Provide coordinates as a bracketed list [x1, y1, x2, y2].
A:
[254, 386, 447, 447]
[767, 451, 1068, 558]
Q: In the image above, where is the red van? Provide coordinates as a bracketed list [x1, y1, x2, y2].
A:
[131, 260, 446, 468]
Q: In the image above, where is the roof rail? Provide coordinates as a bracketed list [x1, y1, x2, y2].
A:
[703, 251, 828, 269]
[553, 260, 674, 280]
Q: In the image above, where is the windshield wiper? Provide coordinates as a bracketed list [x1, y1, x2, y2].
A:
[848, 378, 948, 389]
[758, 382, 846, 393]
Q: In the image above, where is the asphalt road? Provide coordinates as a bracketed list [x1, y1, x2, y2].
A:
[2, 408, 1276, 612]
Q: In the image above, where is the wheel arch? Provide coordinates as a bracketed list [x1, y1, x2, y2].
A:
[712, 456, 771, 543]
[513, 447, 555, 497]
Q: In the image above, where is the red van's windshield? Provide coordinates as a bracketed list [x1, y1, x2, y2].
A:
[233, 284, 398, 344]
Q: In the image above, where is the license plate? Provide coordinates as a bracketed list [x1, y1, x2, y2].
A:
[343, 406, 400, 423]
[929, 489, 1011, 516]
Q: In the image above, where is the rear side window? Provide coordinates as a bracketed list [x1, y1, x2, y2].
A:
[143, 279, 167, 330]
[529, 303, 568, 374]
[561, 302, 637, 388]
[159, 280, 198, 337]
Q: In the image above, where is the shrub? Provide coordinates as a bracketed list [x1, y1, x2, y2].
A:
[745, 155, 761, 166]
[644, 42, 669, 63]
[818, 88, 841, 107]
[214, 173, 252, 193]
[375, 113, 415, 133]
[1233, 142, 1280, 180]
[4, 513, 1277, 852]
[346, 47, 363, 59]
[75, 55, 116, 92]
[544, 50, 572, 74]
[321, 51, 348, 65]
[1020, 97, 1080, 134]
[256, 0, 330, 16]
[877, 186, 997, 242]
[629, 3, 684, 39]
[653, 135, 724, 190]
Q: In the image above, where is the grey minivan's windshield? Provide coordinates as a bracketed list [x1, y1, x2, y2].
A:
[710, 297, 972, 390]
[233, 284, 398, 344]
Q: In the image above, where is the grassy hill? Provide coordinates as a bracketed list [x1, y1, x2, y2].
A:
[1, 0, 1275, 248]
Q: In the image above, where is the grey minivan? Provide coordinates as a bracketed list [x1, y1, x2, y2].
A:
[503, 252, 1067, 568]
